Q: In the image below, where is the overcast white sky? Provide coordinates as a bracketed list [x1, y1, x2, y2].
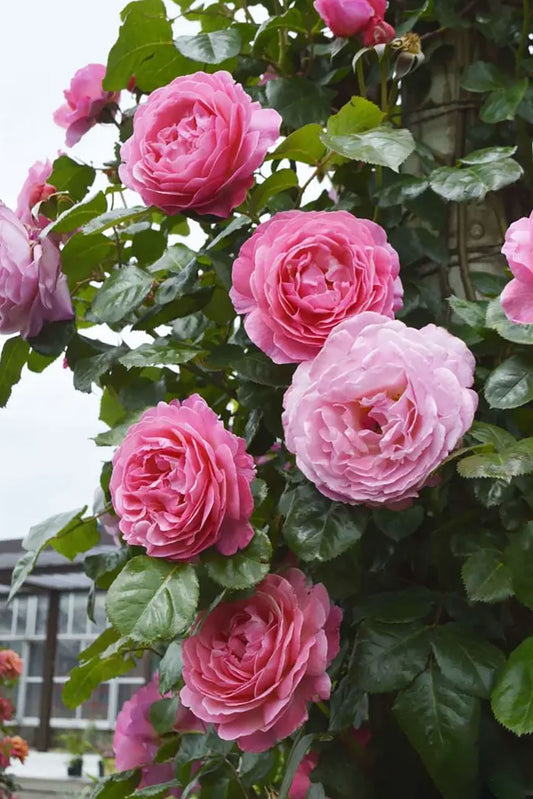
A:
[0, 0, 174, 542]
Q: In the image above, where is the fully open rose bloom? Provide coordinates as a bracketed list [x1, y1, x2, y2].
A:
[54, 64, 120, 147]
[0, 650, 22, 681]
[283, 313, 477, 507]
[180, 569, 342, 752]
[119, 71, 281, 218]
[15, 160, 55, 233]
[110, 395, 255, 560]
[0, 205, 73, 339]
[314, 0, 387, 38]
[501, 211, 533, 325]
[230, 210, 402, 364]
[114, 676, 202, 794]
[0, 736, 29, 768]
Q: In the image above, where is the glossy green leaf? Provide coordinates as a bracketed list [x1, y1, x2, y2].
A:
[485, 354, 533, 409]
[119, 341, 200, 368]
[63, 652, 136, 708]
[448, 296, 487, 328]
[468, 421, 516, 451]
[149, 697, 181, 735]
[91, 265, 153, 324]
[326, 96, 384, 136]
[204, 529, 272, 589]
[158, 641, 184, 693]
[0, 336, 29, 408]
[47, 155, 96, 202]
[278, 733, 315, 799]
[281, 481, 368, 562]
[491, 636, 533, 735]
[481, 80, 528, 124]
[44, 192, 107, 235]
[461, 62, 507, 92]
[61, 232, 115, 289]
[394, 668, 480, 799]
[89, 770, 141, 799]
[321, 126, 416, 172]
[266, 77, 335, 128]
[269, 123, 327, 165]
[486, 298, 533, 345]
[504, 523, 533, 609]
[461, 548, 514, 603]
[430, 159, 523, 202]
[249, 169, 298, 213]
[430, 625, 505, 698]
[83, 206, 151, 235]
[351, 620, 430, 692]
[106, 555, 199, 643]
[372, 505, 424, 541]
[459, 146, 517, 165]
[174, 29, 241, 63]
[458, 439, 533, 480]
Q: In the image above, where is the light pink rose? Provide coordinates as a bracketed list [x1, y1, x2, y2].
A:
[119, 71, 281, 218]
[110, 395, 255, 561]
[314, 0, 386, 37]
[283, 312, 478, 507]
[230, 211, 402, 364]
[0, 205, 73, 339]
[289, 753, 320, 799]
[54, 64, 120, 147]
[180, 569, 342, 753]
[501, 211, 533, 325]
[114, 676, 202, 794]
[15, 160, 56, 233]
[363, 16, 396, 46]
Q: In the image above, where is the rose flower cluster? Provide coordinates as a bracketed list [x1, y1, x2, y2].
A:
[0, 649, 28, 795]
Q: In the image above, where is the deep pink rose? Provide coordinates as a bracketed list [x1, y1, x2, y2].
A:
[114, 676, 202, 794]
[230, 210, 402, 364]
[501, 211, 533, 325]
[54, 64, 120, 147]
[289, 753, 320, 799]
[363, 16, 396, 46]
[0, 695, 14, 724]
[119, 71, 281, 218]
[110, 395, 255, 561]
[180, 569, 342, 752]
[314, 0, 386, 37]
[283, 312, 478, 507]
[15, 160, 55, 233]
[0, 205, 73, 339]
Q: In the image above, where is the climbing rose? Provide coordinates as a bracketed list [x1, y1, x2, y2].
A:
[0, 696, 13, 724]
[501, 211, 533, 325]
[110, 395, 255, 561]
[180, 569, 342, 752]
[314, 0, 386, 38]
[119, 71, 281, 218]
[0, 205, 73, 339]
[114, 676, 202, 795]
[54, 64, 120, 147]
[15, 160, 55, 233]
[0, 650, 22, 680]
[230, 210, 402, 364]
[283, 313, 477, 507]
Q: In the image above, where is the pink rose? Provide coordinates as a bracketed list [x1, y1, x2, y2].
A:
[314, 0, 386, 37]
[363, 16, 396, 46]
[15, 160, 55, 233]
[54, 64, 120, 147]
[289, 753, 320, 799]
[230, 210, 402, 364]
[0, 205, 73, 339]
[501, 211, 533, 325]
[114, 676, 202, 794]
[0, 695, 14, 724]
[119, 71, 281, 218]
[180, 569, 342, 752]
[0, 650, 22, 681]
[283, 312, 478, 507]
[110, 395, 255, 561]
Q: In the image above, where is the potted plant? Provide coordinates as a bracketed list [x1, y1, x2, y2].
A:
[57, 730, 93, 777]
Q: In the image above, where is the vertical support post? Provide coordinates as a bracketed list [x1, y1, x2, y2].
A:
[37, 591, 59, 751]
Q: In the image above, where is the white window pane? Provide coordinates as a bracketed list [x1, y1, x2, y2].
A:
[28, 642, 46, 677]
[24, 682, 42, 718]
[55, 639, 80, 676]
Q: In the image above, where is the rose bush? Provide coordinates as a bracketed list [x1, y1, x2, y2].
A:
[230, 210, 402, 363]
[119, 71, 281, 217]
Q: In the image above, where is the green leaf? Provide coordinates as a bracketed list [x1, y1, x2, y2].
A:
[372, 505, 424, 541]
[321, 126, 416, 172]
[47, 155, 96, 202]
[158, 641, 184, 693]
[84, 548, 130, 590]
[204, 529, 272, 589]
[481, 80, 528, 124]
[104, 0, 190, 92]
[239, 750, 278, 788]
[249, 169, 298, 214]
[78, 627, 121, 662]
[133, 782, 179, 798]
[0, 336, 29, 408]
[461, 61, 506, 92]
[43, 192, 107, 235]
[504, 522, 533, 609]
[91, 265, 153, 324]
[468, 421, 516, 451]
[83, 206, 151, 235]
[281, 482, 368, 562]
[174, 29, 241, 63]
[329, 676, 363, 732]
[430, 625, 505, 698]
[459, 146, 517, 165]
[486, 298, 533, 345]
[491, 636, 533, 735]
[149, 697, 180, 735]
[353, 588, 435, 624]
[461, 549, 514, 603]
[148, 244, 196, 275]
[394, 668, 480, 799]
[326, 96, 384, 136]
[430, 159, 523, 202]
[119, 341, 200, 368]
[27, 319, 75, 358]
[61, 232, 115, 289]
[51, 517, 99, 560]
[448, 296, 487, 328]
[351, 621, 430, 692]
[375, 175, 429, 207]
[485, 354, 533, 409]
[458, 439, 533, 481]
[106, 555, 199, 643]
[230, 349, 294, 387]
[266, 77, 335, 128]
[278, 733, 315, 799]
[89, 770, 141, 799]
[73, 345, 127, 393]
[269, 123, 327, 165]
[63, 652, 136, 708]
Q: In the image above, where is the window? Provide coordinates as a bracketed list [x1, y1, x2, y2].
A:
[0, 591, 146, 730]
